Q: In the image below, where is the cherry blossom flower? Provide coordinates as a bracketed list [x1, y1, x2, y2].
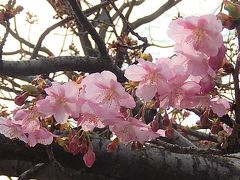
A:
[210, 96, 230, 117]
[125, 58, 172, 101]
[160, 80, 201, 109]
[168, 14, 223, 57]
[77, 101, 105, 131]
[199, 75, 215, 94]
[81, 71, 135, 111]
[107, 116, 164, 144]
[13, 108, 41, 133]
[0, 117, 27, 143]
[36, 81, 80, 124]
[27, 127, 55, 147]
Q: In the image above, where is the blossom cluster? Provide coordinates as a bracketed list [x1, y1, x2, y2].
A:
[125, 14, 229, 116]
[0, 14, 230, 168]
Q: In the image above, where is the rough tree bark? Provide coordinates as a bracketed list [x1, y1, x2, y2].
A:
[0, 135, 239, 180]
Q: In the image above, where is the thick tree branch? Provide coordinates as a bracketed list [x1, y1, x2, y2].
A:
[0, 135, 239, 180]
[0, 56, 126, 82]
[131, 0, 182, 30]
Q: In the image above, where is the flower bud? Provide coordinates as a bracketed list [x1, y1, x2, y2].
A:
[14, 92, 28, 106]
[165, 128, 174, 139]
[150, 119, 159, 132]
[107, 140, 119, 153]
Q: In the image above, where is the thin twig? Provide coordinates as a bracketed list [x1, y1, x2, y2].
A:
[176, 124, 218, 143]
[130, 0, 182, 30]
[0, 20, 10, 60]
[109, 0, 148, 52]
[31, 17, 72, 59]
[0, 22, 54, 56]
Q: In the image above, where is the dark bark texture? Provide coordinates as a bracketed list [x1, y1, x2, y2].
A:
[0, 135, 239, 180]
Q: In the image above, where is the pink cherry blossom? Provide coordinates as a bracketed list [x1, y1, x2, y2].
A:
[168, 14, 223, 57]
[160, 80, 201, 109]
[208, 45, 226, 71]
[81, 71, 135, 111]
[83, 143, 95, 168]
[36, 81, 80, 124]
[173, 52, 214, 77]
[125, 58, 172, 101]
[199, 75, 215, 94]
[77, 101, 105, 131]
[27, 127, 55, 147]
[13, 108, 41, 133]
[210, 96, 230, 117]
[0, 117, 27, 143]
[107, 116, 163, 144]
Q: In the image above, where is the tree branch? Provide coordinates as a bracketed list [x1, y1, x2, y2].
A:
[18, 163, 46, 180]
[176, 124, 218, 143]
[171, 129, 198, 148]
[0, 23, 54, 56]
[0, 56, 126, 82]
[31, 17, 72, 59]
[0, 135, 239, 180]
[131, 0, 182, 30]
[65, 0, 111, 65]
[112, 0, 145, 21]
[233, 54, 240, 123]
[0, 20, 10, 60]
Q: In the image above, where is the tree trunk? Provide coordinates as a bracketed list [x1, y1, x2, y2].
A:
[0, 135, 239, 180]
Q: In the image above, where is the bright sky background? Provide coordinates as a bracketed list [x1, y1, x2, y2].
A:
[0, 0, 223, 59]
[0, 0, 224, 124]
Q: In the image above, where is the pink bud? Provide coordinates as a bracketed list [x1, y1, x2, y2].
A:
[162, 113, 171, 127]
[165, 128, 173, 139]
[80, 140, 88, 154]
[67, 139, 81, 155]
[150, 120, 159, 132]
[211, 123, 222, 134]
[14, 92, 28, 106]
[107, 140, 119, 153]
[83, 144, 95, 168]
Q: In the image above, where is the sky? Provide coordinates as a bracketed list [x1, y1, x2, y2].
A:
[0, 0, 223, 59]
